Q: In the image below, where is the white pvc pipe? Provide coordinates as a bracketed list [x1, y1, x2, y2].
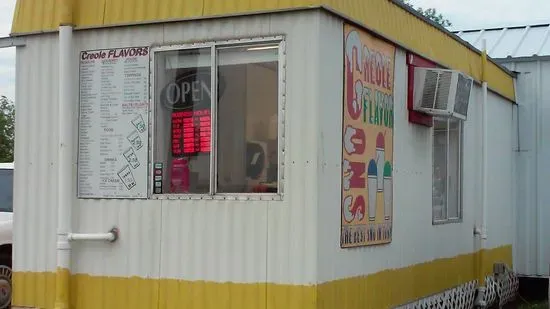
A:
[68, 232, 116, 242]
[481, 39, 488, 244]
[481, 81, 488, 242]
[56, 25, 74, 274]
[474, 40, 489, 309]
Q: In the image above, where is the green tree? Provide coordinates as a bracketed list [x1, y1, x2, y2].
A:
[0, 96, 15, 162]
[402, 0, 452, 28]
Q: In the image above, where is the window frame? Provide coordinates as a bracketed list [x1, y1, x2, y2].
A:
[148, 36, 286, 200]
[432, 117, 464, 225]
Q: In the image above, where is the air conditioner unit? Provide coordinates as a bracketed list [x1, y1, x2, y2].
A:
[413, 67, 474, 121]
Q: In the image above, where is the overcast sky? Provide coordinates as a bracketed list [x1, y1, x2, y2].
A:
[0, 1, 15, 102]
[0, 0, 548, 102]
[409, 0, 550, 30]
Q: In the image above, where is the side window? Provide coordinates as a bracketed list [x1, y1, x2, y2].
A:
[152, 39, 282, 197]
[154, 48, 212, 194]
[432, 118, 462, 223]
[216, 46, 279, 193]
[0, 169, 13, 212]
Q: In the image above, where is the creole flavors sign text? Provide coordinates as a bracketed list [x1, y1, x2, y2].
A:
[341, 25, 395, 248]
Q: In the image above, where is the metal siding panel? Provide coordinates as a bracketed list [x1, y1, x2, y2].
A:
[162, 14, 272, 42]
[12, 24, 165, 309]
[315, 36, 489, 306]
[104, 0, 204, 26]
[317, 37, 469, 282]
[12, 33, 60, 309]
[317, 19, 514, 307]
[71, 25, 165, 280]
[74, 0, 106, 28]
[16, 0, 57, 34]
[14, 14, 321, 305]
[158, 200, 268, 285]
[317, 15, 513, 280]
[161, 11, 319, 288]
[316, 12, 342, 284]
[202, 0, 318, 16]
[267, 12, 318, 287]
[161, 12, 319, 309]
[203, 0, 272, 16]
[500, 60, 550, 277]
[511, 61, 539, 276]
[13, 33, 59, 274]
[485, 92, 515, 250]
[539, 61, 550, 275]
[72, 200, 162, 278]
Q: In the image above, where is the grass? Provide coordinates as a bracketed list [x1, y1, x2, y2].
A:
[519, 301, 548, 309]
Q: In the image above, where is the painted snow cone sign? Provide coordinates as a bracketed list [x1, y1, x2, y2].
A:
[367, 159, 377, 222]
[341, 24, 395, 248]
[376, 133, 385, 192]
[384, 161, 393, 220]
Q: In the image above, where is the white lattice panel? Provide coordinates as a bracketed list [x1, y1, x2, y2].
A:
[394, 280, 478, 309]
[484, 275, 498, 308]
[496, 269, 519, 307]
[393, 266, 519, 309]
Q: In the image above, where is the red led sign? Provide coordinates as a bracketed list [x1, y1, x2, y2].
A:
[171, 109, 211, 156]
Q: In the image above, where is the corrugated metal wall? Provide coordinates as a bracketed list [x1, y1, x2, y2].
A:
[315, 12, 516, 304]
[13, 11, 322, 309]
[12, 7, 519, 308]
[503, 59, 550, 277]
[485, 90, 516, 251]
[13, 32, 60, 275]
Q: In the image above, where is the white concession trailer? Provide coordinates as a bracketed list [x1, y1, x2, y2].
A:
[6, 0, 521, 308]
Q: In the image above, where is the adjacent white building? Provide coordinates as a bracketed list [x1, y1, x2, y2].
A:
[457, 23, 550, 278]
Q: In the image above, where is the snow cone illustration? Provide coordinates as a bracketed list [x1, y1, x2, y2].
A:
[343, 195, 365, 223]
[342, 196, 355, 223]
[383, 161, 393, 220]
[367, 159, 377, 221]
[376, 132, 385, 192]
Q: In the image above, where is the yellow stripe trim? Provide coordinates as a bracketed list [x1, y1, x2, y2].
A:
[59, 0, 74, 26]
[53, 267, 70, 309]
[11, 0, 515, 102]
[13, 245, 512, 309]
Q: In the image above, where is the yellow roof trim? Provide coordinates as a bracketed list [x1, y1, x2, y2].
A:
[10, 0, 515, 101]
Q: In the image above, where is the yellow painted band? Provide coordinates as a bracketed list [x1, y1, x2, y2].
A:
[11, 1, 515, 102]
[13, 245, 512, 309]
[481, 49, 488, 82]
[53, 267, 70, 309]
[59, 0, 74, 26]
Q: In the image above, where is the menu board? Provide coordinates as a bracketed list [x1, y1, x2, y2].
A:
[171, 109, 211, 156]
[77, 47, 150, 199]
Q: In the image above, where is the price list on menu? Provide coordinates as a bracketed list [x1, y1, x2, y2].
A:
[77, 47, 150, 199]
[171, 110, 212, 156]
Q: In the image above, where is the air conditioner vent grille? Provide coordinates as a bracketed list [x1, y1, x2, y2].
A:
[420, 70, 438, 109]
[453, 73, 472, 117]
[435, 71, 453, 110]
